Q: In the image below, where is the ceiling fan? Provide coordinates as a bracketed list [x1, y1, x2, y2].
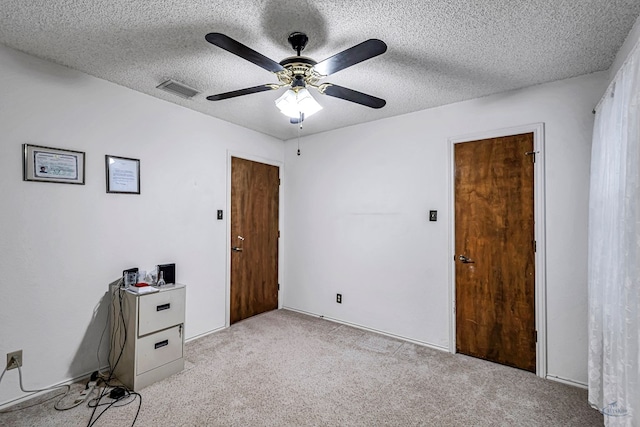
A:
[205, 32, 387, 123]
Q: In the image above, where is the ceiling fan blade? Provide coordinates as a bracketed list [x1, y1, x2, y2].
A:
[320, 84, 386, 109]
[313, 39, 387, 76]
[206, 84, 278, 101]
[205, 33, 285, 73]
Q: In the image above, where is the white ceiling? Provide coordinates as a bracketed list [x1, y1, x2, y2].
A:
[1, 1, 639, 140]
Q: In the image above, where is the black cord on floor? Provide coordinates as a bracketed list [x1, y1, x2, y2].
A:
[84, 282, 140, 426]
[85, 385, 141, 427]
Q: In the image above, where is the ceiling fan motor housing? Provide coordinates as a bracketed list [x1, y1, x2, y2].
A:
[277, 56, 321, 87]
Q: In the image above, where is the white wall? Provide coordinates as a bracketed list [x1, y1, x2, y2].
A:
[0, 37, 617, 406]
[0, 45, 283, 405]
[283, 71, 607, 385]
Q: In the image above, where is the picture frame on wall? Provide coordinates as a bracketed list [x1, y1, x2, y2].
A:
[23, 144, 85, 185]
[106, 155, 140, 194]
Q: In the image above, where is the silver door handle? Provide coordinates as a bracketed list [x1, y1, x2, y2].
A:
[233, 236, 244, 252]
[458, 255, 475, 264]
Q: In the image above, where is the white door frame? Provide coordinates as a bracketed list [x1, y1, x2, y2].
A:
[226, 150, 284, 327]
[447, 123, 547, 378]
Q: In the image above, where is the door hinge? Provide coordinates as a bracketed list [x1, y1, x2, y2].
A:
[278, 283, 280, 291]
[534, 330, 537, 343]
[534, 240, 537, 252]
[278, 230, 281, 238]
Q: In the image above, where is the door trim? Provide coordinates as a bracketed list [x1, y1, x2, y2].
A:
[226, 150, 284, 327]
[447, 123, 547, 378]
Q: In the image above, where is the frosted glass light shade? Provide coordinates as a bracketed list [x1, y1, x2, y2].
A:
[275, 88, 322, 119]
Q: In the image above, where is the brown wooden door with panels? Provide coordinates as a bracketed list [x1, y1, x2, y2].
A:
[454, 133, 536, 372]
[230, 157, 279, 324]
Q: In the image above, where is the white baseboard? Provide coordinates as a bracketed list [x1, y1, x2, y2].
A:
[546, 374, 588, 389]
[282, 306, 450, 353]
[185, 325, 227, 343]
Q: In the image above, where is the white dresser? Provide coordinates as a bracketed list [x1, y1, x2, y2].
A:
[109, 284, 186, 391]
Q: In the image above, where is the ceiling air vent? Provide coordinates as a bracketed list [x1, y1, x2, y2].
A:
[156, 79, 200, 99]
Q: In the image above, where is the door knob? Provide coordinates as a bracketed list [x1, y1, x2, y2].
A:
[458, 255, 475, 264]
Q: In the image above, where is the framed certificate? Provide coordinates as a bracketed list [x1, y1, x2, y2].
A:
[23, 144, 85, 185]
[106, 155, 140, 194]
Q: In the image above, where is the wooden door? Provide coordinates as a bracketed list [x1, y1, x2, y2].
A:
[230, 157, 279, 324]
[454, 133, 536, 372]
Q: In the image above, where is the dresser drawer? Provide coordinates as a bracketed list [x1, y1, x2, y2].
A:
[138, 287, 185, 336]
[136, 325, 183, 374]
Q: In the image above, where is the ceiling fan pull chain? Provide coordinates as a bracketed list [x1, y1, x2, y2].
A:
[297, 112, 302, 156]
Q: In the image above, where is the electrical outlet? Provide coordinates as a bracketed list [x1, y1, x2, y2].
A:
[6, 350, 22, 370]
[336, 294, 342, 304]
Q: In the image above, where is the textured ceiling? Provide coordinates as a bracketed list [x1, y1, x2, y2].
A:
[1, 1, 639, 140]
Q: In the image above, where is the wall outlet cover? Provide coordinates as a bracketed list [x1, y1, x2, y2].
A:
[6, 350, 22, 370]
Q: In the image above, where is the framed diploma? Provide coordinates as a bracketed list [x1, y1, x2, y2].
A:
[106, 155, 140, 194]
[23, 144, 85, 185]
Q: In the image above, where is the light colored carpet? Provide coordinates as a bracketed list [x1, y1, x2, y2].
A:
[1, 309, 602, 426]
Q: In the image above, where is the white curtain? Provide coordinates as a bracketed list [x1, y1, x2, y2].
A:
[588, 38, 640, 427]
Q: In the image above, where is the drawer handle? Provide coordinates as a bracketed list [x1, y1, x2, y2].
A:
[157, 303, 170, 311]
[155, 340, 169, 349]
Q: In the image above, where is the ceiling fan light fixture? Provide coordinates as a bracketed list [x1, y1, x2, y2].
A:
[275, 88, 322, 119]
